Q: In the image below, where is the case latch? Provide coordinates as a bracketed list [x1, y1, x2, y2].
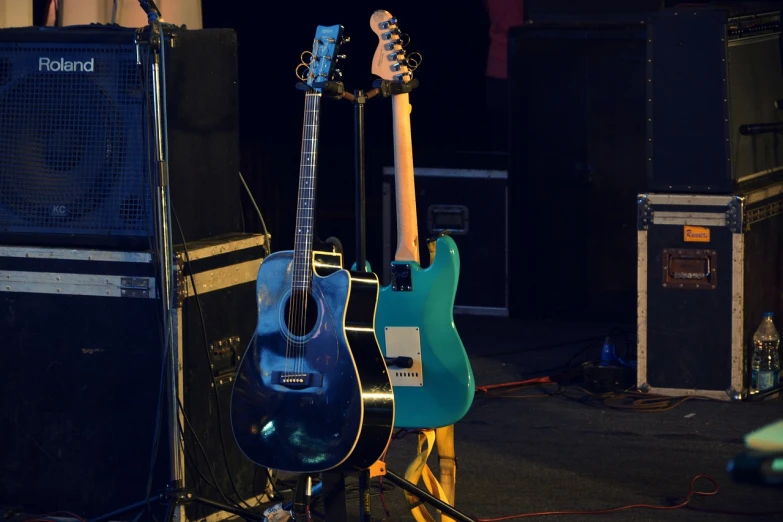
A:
[174, 253, 187, 308]
[209, 336, 241, 388]
[725, 197, 744, 233]
[120, 277, 152, 298]
[637, 194, 653, 230]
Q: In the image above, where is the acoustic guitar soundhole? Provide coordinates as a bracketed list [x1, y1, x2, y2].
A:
[283, 289, 319, 339]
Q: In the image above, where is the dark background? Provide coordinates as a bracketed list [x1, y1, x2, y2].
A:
[28, 0, 783, 319]
[199, 0, 495, 266]
[28, 1, 497, 266]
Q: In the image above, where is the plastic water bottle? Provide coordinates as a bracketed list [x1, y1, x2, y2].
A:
[750, 312, 781, 393]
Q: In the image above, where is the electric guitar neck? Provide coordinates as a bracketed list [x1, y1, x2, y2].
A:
[391, 92, 420, 264]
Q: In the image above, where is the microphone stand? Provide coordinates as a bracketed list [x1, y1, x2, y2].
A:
[138, 0, 163, 23]
[90, 4, 264, 522]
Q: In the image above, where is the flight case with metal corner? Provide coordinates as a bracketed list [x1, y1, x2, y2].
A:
[636, 180, 783, 400]
[382, 166, 509, 316]
[0, 233, 271, 521]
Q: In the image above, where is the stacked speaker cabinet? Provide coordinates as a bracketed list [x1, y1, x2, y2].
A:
[0, 25, 267, 519]
[646, 7, 783, 192]
[507, 23, 648, 322]
[639, 6, 783, 399]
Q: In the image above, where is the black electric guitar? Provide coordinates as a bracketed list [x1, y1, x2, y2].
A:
[230, 24, 394, 474]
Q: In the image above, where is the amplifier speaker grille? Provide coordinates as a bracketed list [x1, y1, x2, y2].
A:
[0, 42, 150, 237]
[0, 26, 243, 248]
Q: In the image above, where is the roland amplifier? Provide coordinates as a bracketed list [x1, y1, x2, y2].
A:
[0, 25, 243, 248]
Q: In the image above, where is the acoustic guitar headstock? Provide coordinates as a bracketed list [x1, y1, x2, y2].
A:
[297, 24, 349, 91]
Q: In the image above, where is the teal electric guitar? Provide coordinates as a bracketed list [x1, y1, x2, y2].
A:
[369, 11, 475, 429]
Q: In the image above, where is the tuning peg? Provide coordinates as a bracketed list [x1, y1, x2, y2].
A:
[335, 69, 342, 78]
[342, 36, 351, 44]
[336, 54, 347, 60]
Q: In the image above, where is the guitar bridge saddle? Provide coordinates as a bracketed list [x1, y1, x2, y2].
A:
[271, 371, 324, 389]
[384, 326, 423, 387]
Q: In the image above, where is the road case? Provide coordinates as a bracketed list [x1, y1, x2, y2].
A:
[382, 166, 508, 316]
[0, 233, 270, 520]
[637, 181, 783, 399]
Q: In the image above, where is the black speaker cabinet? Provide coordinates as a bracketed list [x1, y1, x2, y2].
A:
[0, 234, 269, 520]
[524, 0, 667, 23]
[647, 7, 783, 193]
[0, 25, 243, 249]
[507, 23, 648, 322]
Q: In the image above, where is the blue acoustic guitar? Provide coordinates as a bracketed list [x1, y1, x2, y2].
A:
[230, 25, 394, 473]
[368, 11, 475, 429]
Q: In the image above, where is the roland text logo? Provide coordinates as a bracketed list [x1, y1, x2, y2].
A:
[683, 225, 710, 242]
[38, 57, 95, 72]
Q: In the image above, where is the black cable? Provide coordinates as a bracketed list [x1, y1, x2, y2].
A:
[133, 23, 270, 520]
[54, 0, 63, 27]
[135, 27, 261, 519]
[142, 315, 171, 517]
[265, 468, 287, 501]
[177, 405, 221, 493]
[239, 171, 271, 257]
[176, 396, 242, 508]
[254, 467, 284, 503]
[475, 325, 633, 360]
[171, 207, 263, 511]
[476, 334, 612, 358]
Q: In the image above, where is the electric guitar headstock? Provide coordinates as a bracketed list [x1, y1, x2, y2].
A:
[370, 10, 421, 84]
[297, 24, 349, 92]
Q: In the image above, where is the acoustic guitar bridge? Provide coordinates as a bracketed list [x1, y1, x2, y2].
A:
[272, 371, 324, 389]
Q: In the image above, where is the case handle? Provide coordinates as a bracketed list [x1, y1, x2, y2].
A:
[662, 249, 717, 290]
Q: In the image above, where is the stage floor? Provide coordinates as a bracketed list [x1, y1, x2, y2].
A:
[7, 314, 778, 521]
[271, 315, 783, 522]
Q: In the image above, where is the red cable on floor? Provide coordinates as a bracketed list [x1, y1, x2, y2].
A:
[476, 474, 783, 520]
[477, 475, 722, 521]
[475, 377, 554, 394]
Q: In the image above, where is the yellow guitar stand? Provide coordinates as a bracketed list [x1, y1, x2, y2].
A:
[310, 451, 474, 522]
[400, 427, 460, 522]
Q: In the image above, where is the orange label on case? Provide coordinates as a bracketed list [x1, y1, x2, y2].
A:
[683, 226, 711, 242]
